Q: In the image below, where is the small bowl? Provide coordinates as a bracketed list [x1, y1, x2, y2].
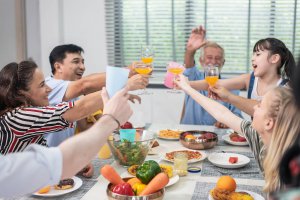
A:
[108, 130, 156, 166]
[179, 130, 218, 150]
[107, 177, 165, 200]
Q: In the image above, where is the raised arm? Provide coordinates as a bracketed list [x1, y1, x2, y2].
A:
[60, 87, 132, 178]
[64, 73, 106, 101]
[62, 91, 103, 122]
[210, 86, 258, 116]
[190, 73, 251, 91]
[184, 25, 207, 68]
[175, 75, 243, 133]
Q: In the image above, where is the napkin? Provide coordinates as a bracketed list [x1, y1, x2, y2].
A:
[106, 66, 129, 98]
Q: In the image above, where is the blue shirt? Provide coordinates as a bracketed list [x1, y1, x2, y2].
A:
[181, 66, 243, 125]
[44, 76, 77, 147]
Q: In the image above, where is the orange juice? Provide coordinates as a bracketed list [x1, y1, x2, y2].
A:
[205, 76, 219, 86]
[141, 57, 153, 63]
[168, 68, 184, 75]
[135, 67, 152, 75]
[98, 142, 111, 159]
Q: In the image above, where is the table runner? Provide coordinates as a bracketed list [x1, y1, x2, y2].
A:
[192, 182, 265, 200]
[5, 158, 113, 200]
[201, 151, 264, 180]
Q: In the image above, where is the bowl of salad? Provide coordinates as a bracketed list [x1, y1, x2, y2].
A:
[108, 130, 156, 166]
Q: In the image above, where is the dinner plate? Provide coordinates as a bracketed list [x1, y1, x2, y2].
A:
[222, 130, 248, 146]
[162, 150, 207, 164]
[33, 176, 82, 197]
[208, 152, 250, 169]
[208, 190, 265, 200]
[148, 145, 163, 155]
[156, 129, 183, 141]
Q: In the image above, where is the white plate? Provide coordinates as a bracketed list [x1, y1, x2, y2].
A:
[148, 145, 163, 155]
[208, 153, 250, 169]
[222, 130, 248, 146]
[157, 135, 180, 141]
[208, 190, 265, 200]
[166, 174, 179, 187]
[33, 176, 82, 197]
[162, 151, 207, 164]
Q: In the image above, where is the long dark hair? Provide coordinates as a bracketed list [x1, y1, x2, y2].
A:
[253, 38, 296, 80]
[0, 60, 38, 115]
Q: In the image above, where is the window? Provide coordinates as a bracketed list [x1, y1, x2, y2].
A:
[105, 0, 299, 73]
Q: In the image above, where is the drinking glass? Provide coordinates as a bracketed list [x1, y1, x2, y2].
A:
[167, 62, 185, 93]
[174, 152, 188, 176]
[133, 61, 153, 95]
[141, 45, 154, 64]
[204, 65, 219, 87]
[204, 65, 219, 98]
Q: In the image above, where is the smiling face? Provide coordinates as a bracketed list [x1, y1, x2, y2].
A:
[22, 68, 52, 106]
[54, 52, 85, 81]
[252, 91, 274, 145]
[200, 47, 225, 68]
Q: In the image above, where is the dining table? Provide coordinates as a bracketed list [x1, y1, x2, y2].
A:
[81, 123, 265, 200]
[6, 123, 265, 200]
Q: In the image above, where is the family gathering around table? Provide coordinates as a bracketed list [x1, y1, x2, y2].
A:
[1, 25, 300, 199]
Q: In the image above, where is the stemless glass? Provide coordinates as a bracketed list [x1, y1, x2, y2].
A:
[133, 61, 153, 95]
[167, 62, 185, 93]
[141, 45, 154, 64]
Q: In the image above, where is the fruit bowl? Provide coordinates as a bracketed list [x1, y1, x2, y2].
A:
[106, 177, 165, 200]
[179, 130, 218, 150]
[108, 130, 156, 166]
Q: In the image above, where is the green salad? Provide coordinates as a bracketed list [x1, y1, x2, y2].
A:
[111, 140, 149, 166]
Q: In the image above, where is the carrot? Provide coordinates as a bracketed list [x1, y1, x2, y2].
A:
[100, 165, 124, 185]
[139, 172, 169, 196]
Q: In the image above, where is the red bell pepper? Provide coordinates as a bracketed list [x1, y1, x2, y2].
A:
[112, 183, 135, 196]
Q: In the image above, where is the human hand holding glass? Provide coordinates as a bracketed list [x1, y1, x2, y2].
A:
[133, 61, 153, 95]
[167, 62, 185, 93]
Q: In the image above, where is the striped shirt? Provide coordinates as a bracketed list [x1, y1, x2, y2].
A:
[0, 102, 74, 154]
[241, 120, 266, 173]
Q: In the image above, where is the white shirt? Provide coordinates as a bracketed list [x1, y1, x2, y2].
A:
[251, 77, 283, 101]
[0, 144, 62, 198]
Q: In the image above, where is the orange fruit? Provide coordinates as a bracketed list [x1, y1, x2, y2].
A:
[127, 177, 141, 187]
[216, 176, 236, 192]
[38, 185, 51, 194]
[185, 135, 196, 140]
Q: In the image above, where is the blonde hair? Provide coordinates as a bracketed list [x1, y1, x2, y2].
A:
[263, 87, 300, 193]
[200, 41, 225, 62]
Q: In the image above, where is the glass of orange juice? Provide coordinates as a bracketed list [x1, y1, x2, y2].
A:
[141, 45, 154, 64]
[133, 61, 153, 95]
[204, 66, 219, 86]
[204, 65, 219, 98]
[167, 61, 185, 93]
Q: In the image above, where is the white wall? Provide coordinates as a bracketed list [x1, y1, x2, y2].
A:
[26, 0, 107, 76]
[0, 0, 18, 68]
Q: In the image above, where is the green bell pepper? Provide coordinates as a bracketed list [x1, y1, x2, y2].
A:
[136, 160, 161, 184]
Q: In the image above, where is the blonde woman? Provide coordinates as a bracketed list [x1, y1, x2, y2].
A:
[175, 74, 300, 193]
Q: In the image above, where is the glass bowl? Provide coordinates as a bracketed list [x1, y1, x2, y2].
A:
[106, 177, 164, 200]
[179, 130, 218, 150]
[107, 130, 156, 167]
